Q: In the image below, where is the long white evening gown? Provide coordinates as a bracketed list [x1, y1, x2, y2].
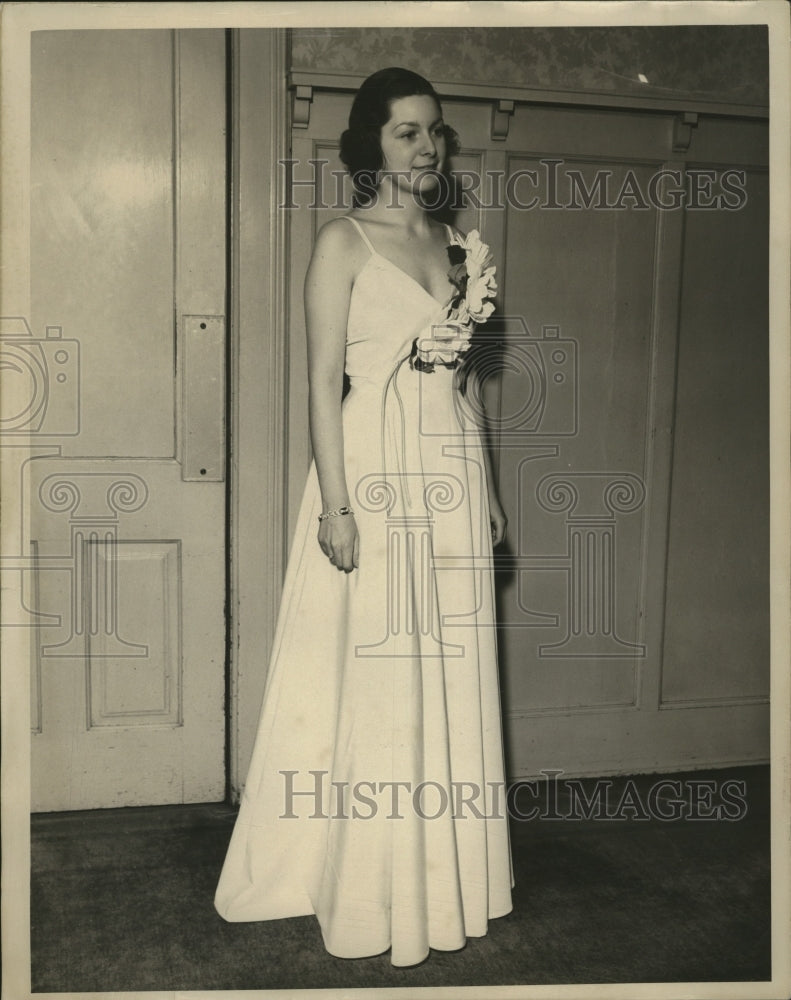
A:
[214, 215, 514, 967]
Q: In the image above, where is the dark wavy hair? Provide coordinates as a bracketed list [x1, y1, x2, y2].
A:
[339, 67, 460, 206]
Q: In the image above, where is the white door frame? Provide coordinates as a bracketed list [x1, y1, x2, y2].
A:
[228, 29, 290, 798]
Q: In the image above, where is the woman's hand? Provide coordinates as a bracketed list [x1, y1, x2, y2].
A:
[318, 514, 360, 572]
[489, 495, 508, 548]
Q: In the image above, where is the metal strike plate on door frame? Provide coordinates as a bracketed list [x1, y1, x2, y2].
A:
[181, 314, 226, 482]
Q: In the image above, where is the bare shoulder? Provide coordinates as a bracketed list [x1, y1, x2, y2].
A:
[308, 216, 368, 281]
[313, 216, 366, 258]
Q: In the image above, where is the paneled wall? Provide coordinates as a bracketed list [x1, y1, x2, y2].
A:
[269, 27, 770, 779]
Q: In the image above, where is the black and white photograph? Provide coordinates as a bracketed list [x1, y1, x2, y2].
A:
[1, 2, 789, 998]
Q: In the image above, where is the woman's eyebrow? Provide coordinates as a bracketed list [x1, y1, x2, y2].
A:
[393, 117, 444, 129]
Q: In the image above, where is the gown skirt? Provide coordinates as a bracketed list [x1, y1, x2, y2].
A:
[214, 216, 514, 968]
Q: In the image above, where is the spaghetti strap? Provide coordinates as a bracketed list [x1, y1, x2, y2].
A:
[343, 215, 377, 255]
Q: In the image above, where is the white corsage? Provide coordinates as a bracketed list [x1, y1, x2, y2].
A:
[410, 229, 497, 373]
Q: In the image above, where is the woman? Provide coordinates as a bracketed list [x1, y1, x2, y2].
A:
[215, 67, 514, 968]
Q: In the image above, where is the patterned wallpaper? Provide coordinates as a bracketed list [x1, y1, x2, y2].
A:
[290, 26, 768, 108]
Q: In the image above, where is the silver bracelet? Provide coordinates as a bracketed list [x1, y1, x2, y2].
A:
[318, 505, 354, 522]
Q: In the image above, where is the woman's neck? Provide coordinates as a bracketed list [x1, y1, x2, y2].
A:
[360, 181, 433, 234]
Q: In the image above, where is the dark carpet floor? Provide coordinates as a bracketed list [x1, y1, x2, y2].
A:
[30, 765, 772, 993]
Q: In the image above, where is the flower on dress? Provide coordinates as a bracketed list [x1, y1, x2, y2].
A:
[412, 323, 473, 368]
[458, 230, 498, 322]
[410, 229, 497, 373]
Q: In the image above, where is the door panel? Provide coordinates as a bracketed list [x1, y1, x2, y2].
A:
[29, 30, 176, 459]
[27, 30, 227, 810]
[285, 88, 768, 778]
[661, 166, 769, 705]
[499, 153, 657, 712]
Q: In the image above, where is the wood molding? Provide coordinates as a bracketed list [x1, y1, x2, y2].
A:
[672, 111, 699, 152]
[229, 28, 290, 801]
[659, 695, 770, 710]
[504, 701, 769, 779]
[637, 162, 687, 713]
[288, 69, 769, 121]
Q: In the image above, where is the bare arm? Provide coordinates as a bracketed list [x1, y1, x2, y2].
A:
[304, 220, 361, 572]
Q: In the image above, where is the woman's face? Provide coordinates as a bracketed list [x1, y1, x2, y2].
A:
[378, 94, 447, 200]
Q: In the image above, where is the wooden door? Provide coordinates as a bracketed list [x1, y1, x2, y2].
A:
[22, 30, 227, 810]
[285, 88, 768, 779]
